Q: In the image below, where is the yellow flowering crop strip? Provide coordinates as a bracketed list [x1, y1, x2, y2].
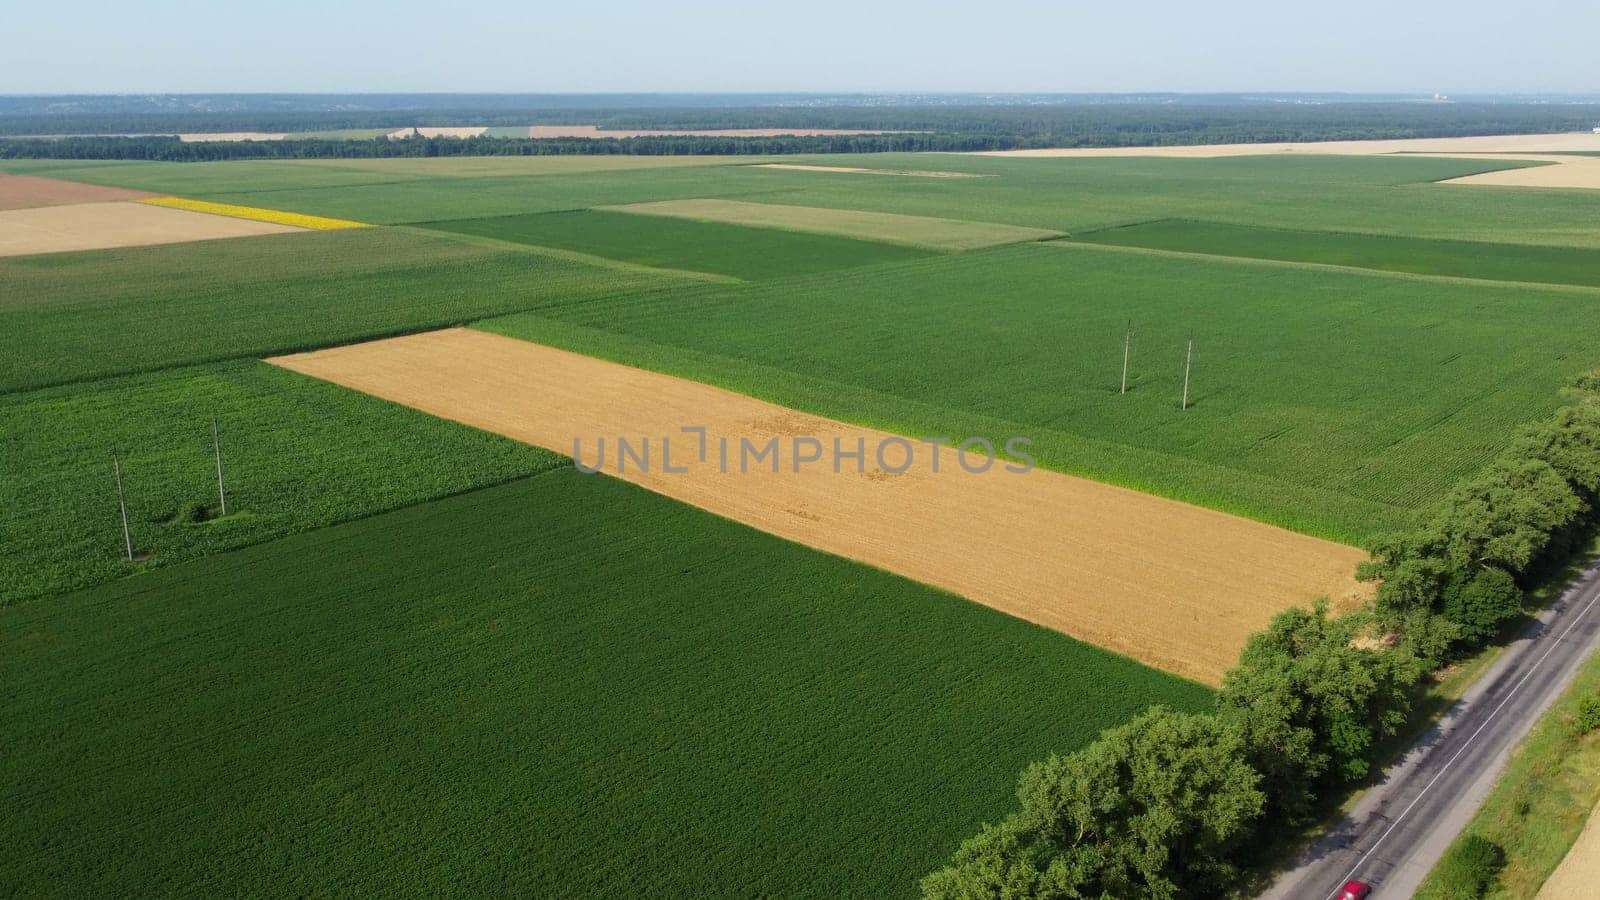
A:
[138, 197, 371, 231]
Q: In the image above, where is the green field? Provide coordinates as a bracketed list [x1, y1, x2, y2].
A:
[601, 198, 1062, 250]
[0, 471, 1211, 897]
[480, 241, 1600, 541]
[0, 362, 560, 603]
[7, 147, 1600, 894]
[421, 208, 935, 279]
[1074, 218, 1600, 287]
[0, 227, 698, 392]
[11, 152, 1599, 248]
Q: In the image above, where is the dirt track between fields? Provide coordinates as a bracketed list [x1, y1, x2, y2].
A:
[0, 174, 157, 210]
[268, 328, 1369, 685]
[0, 200, 302, 257]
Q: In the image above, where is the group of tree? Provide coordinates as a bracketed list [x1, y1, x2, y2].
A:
[0, 133, 1026, 162]
[1363, 397, 1600, 654]
[5, 100, 1600, 160]
[924, 373, 1600, 898]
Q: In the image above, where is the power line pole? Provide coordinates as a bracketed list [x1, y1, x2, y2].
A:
[1121, 320, 1131, 395]
[212, 417, 228, 516]
[1182, 336, 1194, 411]
[113, 453, 133, 562]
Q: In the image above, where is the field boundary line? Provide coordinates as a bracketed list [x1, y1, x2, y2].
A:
[1046, 240, 1600, 295]
[393, 224, 742, 284]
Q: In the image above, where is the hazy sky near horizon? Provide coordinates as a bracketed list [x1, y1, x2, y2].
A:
[7, 1, 1596, 94]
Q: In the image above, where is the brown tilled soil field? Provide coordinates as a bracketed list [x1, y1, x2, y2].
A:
[269, 327, 1369, 685]
[0, 201, 302, 257]
[0, 174, 157, 210]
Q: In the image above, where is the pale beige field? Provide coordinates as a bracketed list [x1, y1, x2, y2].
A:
[602, 198, 1061, 251]
[1538, 800, 1600, 898]
[750, 163, 983, 178]
[268, 328, 1369, 685]
[1439, 154, 1600, 191]
[176, 132, 288, 142]
[525, 125, 912, 138]
[386, 126, 489, 139]
[969, 132, 1600, 158]
[0, 174, 156, 210]
[0, 201, 301, 257]
[305, 155, 731, 177]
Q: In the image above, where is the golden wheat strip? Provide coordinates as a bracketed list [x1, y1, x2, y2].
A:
[139, 197, 370, 230]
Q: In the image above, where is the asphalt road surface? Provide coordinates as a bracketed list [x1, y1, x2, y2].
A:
[1262, 554, 1600, 899]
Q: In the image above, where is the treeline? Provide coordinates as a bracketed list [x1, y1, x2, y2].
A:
[923, 376, 1600, 898]
[0, 134, 1023, 161]
[3, 101, 1596, 151]
[586, 102, 1600, 142]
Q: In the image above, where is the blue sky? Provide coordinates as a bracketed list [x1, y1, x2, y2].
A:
[7, 0, 1596, 94]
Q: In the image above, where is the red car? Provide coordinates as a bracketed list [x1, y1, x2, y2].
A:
[1338, 881, 1372, 900]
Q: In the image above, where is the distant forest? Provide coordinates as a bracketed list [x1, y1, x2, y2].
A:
[3, 101, 1598, 160]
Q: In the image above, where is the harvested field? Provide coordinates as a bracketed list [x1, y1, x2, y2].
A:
[0, 173, 156, 210]
[176, 132, 288, 142]
[602, 198, 1061, 251]
[750, 164, 983, 178]
[269, 327, 1370, 685]
[306, 155, 728, 177]
[1539, 802, 1600, 898]
[139, 196, 370, 229]
[525, 125, 911, 138]
[386, 126, 489, 139]
[970, 132, 1600, 158]
[1441, 154, 1600, 191]
[0, 200, 300, 257]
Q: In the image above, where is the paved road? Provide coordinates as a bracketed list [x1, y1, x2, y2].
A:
[1262, 555, 1600, 900]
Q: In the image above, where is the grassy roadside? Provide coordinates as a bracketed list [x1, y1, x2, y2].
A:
[1414, 544, 1600, 898]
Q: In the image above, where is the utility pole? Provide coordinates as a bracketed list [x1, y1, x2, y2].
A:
[113, 453, 133, 562]
[212, 417, 228, 516]
[1121, 321, 1131, 395]
[1182, 336, 1194, 411]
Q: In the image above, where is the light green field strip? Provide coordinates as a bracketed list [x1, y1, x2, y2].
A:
[600, 198, 1063, 251]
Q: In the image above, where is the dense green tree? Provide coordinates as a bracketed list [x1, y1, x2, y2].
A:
[921, 707, 1262, 900]
[1216, 603, 1422, 825]
[1511, 405, 1600, 503]
[1438, 568, 1523, 647]
[1363, 455, 1583, 640]
[1431, 458, 1582, 576]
